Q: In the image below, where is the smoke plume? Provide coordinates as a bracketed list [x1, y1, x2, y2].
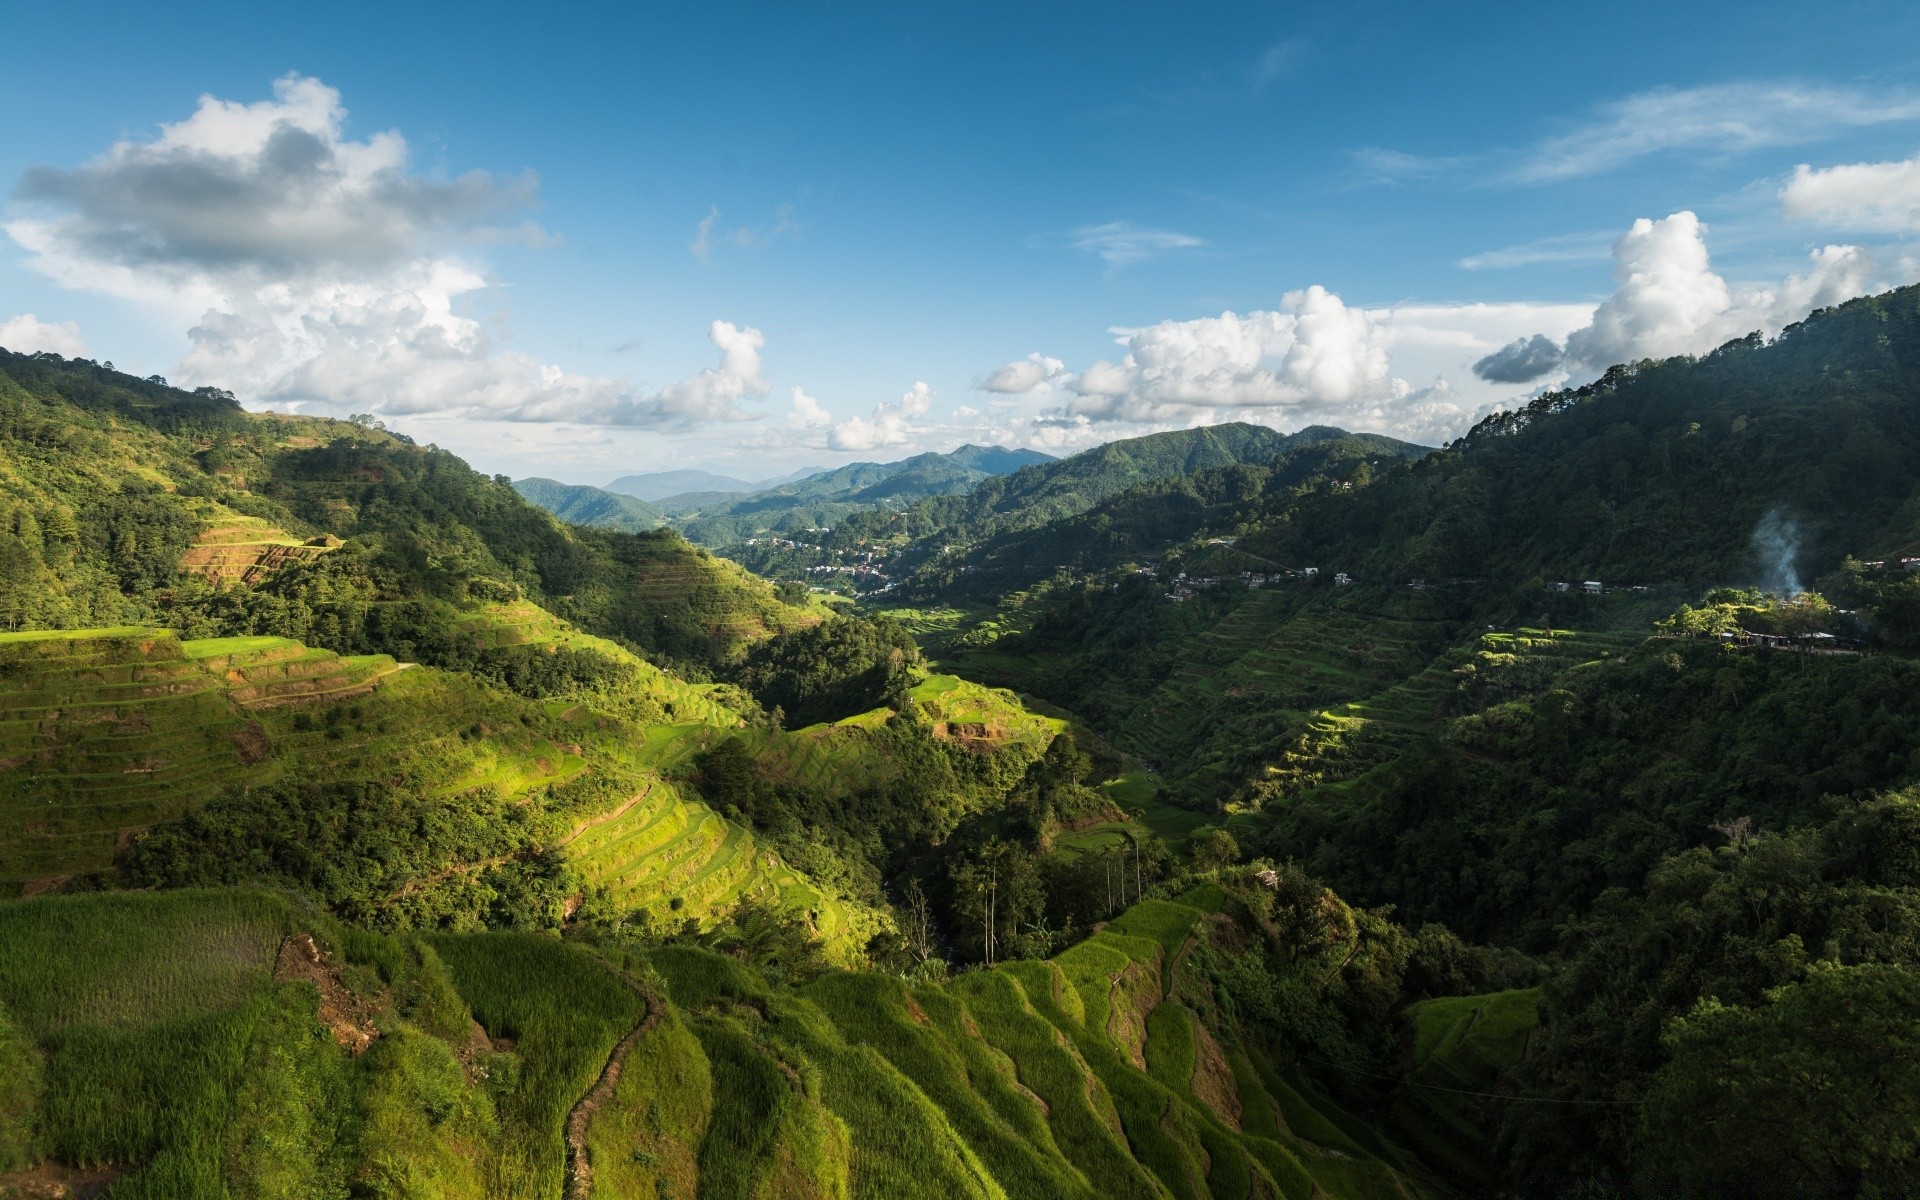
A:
[1751, 508, 1803, 597]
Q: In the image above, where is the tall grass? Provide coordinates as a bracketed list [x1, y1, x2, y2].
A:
[428, 932, 643, 1199]
[586, 1004, 713, 1200]
[0, 889, 289, 1033]
[805, 973, 1092, 1200]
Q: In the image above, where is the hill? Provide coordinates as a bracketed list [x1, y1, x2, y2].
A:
[860, 285, 1920, 1190]
[512, 477, 665, 532]
[726, 423, 1421, 596]
[0, 348, 808, 674]
[0, 877, 1484, 1198]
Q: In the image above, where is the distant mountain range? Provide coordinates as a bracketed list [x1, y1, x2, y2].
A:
[518, 444, 1056, 544]
[601, 465, 824, 501]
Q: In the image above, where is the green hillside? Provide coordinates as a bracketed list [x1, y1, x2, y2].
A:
[511, 477, 666, 532]
[0, 878, 1462, 1199]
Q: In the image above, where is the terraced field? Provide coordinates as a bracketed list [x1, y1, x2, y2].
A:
[177, 510, 336, 584]
[455, 601, 742, 724]
[1387, 989, 1541, 1185]
[0, 624, 877, 952]
[0, 883, 1429, 1200]
[599, 885, 1426, 1200]
[1237, 626, 1643, 819]
[563, 776, 855, 949]
[0, 629, 411, 889]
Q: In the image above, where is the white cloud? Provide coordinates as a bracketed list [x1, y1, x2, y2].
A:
[981, 352, 1069, 394]
[971, 204, 1907, 450]
[972, 293, 1595, 446]
[0, 313, 88, 357]
[1563, 210, 1886, 368]
[829, 382, 933, 451]
[1347, 147, 1468, 185]
[1067, 221, 1202, 266]
[1781, 150, 1920, 231]
[1060, 286, 1398, 424]
[690, 203, 797, 262]
[1457, 230, 1616, 270]
[5, 74, 778, 430]
[789, 386, 832, 427]
[1515, 83, 1920, 183]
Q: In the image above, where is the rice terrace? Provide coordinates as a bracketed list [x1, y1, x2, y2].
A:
[6, 6, 1920, 1197]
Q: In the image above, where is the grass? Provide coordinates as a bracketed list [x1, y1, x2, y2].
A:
[0, 889, 290, 1032]
[429, 932, 645, 1200]
[0, 883, 1435, 1200]
[1389, 988, 1542, 1183]
[585, 1002, 714, 1200]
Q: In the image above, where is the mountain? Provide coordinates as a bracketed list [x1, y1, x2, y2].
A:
[871, 285, 1920, 1191]
[663, 443, 1056, 545]
[512, 476, 666, 531]
[604, 468, 760, 500]
[13, 289, 1920, 1197]
[758, 463, 827, 486]
[729, 423, 1425, 596]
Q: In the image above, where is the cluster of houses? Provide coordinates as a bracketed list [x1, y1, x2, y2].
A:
[1545, 580, 1655, 596]
[1162, 567, 1352, 602]
[1712, 629, 1868, 653]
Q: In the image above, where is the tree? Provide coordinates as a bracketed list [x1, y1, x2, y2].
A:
[1641, 963, 1920, 1197]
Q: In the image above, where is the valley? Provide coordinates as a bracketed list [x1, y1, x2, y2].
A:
[7, 284, 1920, 1196]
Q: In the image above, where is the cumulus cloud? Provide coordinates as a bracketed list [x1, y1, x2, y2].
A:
[981, 352, 1069, 394]
[829, 382, 933, 451]
[1515, 83, 1920, 183]
[789, 386, 832, 428]
[0, 313, 88, 357]
[1473, 334, 1565, 383]
[9, 74, 534, 283]
[1781, 150, 1920, 232]
[5, 74, 777, 430]
[1067, 221, 1202, 266]
[1562, 211, 1885, 369]
[1058, 286, 1399, 424]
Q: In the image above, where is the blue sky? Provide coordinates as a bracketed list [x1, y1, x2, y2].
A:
[4, 0, 1920, 482]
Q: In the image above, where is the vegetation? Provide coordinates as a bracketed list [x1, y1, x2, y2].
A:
[16, 285, 1920, 1195]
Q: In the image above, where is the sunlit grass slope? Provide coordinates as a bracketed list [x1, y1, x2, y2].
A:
[0, 625, 873, 955]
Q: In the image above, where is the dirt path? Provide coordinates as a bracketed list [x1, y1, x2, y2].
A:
[564, 962, 665, 1200]
[557, 784, 651, 848]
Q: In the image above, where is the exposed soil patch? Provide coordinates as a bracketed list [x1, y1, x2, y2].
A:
[1189, 1018, 1243, 1131]
[231, 720, 271, 765]
[1106, 956, 1161, 1071]
[273, 933, 381, 1054]
[0, 1161, 125, 1199]
[18, 875, 70, 898]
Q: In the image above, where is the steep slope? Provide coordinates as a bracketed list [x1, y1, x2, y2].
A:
[0, 880, 1440, 1200]
[0, 624, 872, 950]
[512, 477, 666, 532]
[1234, 285, 1920, 591]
